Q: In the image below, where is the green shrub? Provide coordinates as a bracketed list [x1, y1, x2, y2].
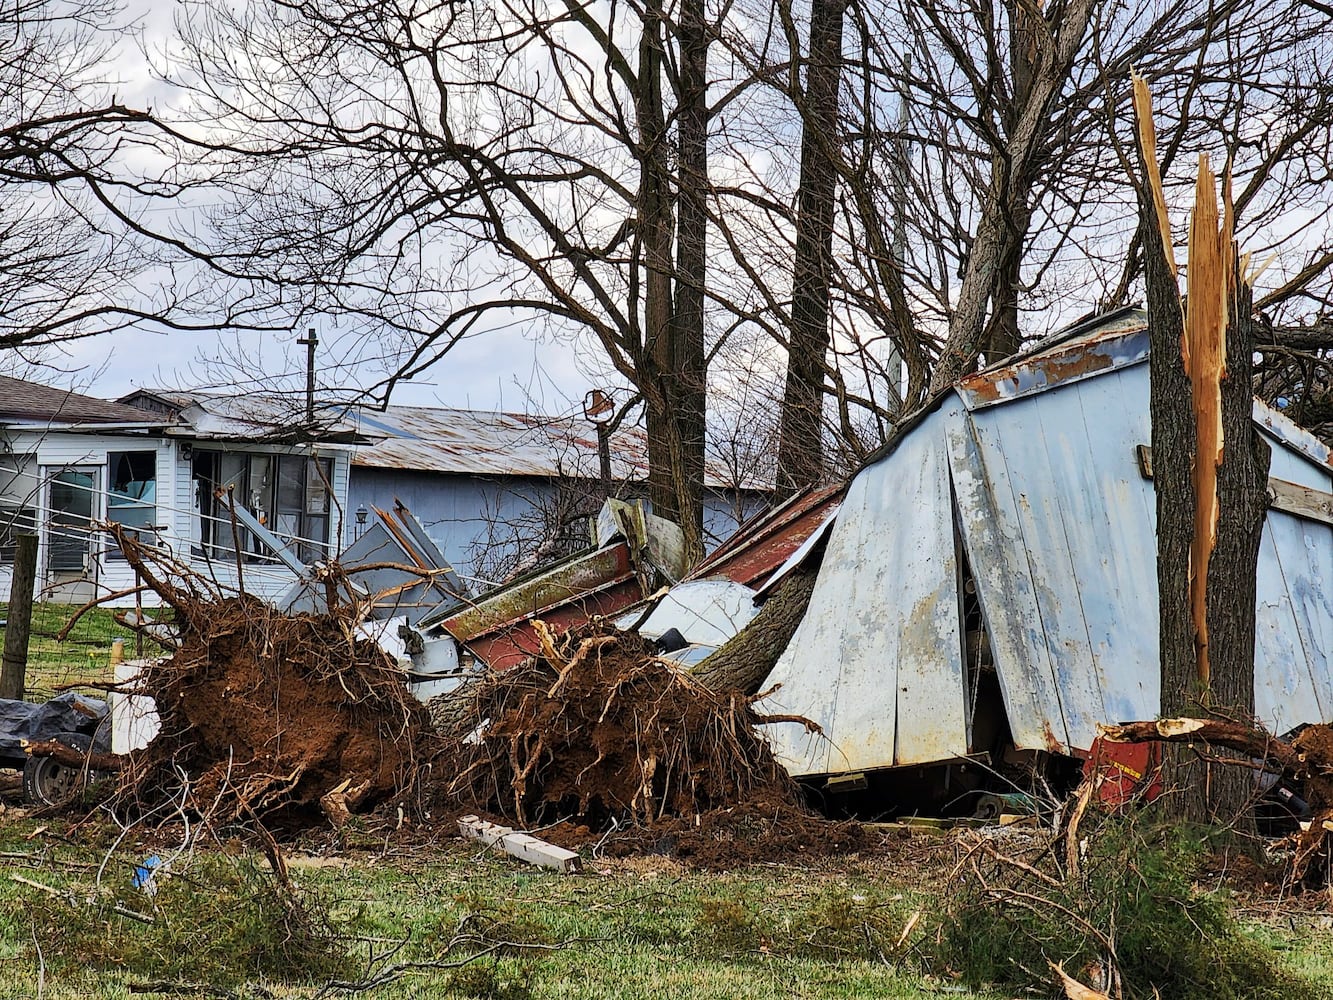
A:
[26, 851, 352, 986]
[938, 819, 1326, 1000]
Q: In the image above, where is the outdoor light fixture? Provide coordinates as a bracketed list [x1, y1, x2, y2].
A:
[355, 505, 368, 525]
[582, 389, 614, 490]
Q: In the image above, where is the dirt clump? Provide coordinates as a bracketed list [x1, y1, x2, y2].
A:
[122, 595, 428, 827]
[600, 790, 869, 870]
[432, 621, 813, 830]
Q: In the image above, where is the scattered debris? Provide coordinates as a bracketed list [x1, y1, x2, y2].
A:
[458, 814, 582, 873]
[1098, 717, 1333, 886]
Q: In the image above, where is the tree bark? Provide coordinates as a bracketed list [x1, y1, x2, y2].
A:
[692, 564, 818, 693]
[929, 0, 1098, 393]
[671, 0, 709, 562]
[776, 0, 847, 498]
[0, 534, 38, 702]
[1135, 79, 1269, 826]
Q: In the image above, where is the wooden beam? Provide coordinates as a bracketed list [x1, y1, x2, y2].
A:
[0, 534, 37, 701]
[1137, 445, 1333, 527]
[457, 815, 583, 874]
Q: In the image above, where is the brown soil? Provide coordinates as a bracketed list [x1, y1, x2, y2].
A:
[123, 595, 429, 827]
[431, 623, 810, 831]
[598, 794, 870, 870]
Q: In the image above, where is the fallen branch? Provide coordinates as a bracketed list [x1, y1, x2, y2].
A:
[22, 739, 123, 772]
[1098, 718, 1302, 772]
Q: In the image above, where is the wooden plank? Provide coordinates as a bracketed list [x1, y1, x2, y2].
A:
[457, 815, 582, 874]
[1138, 445, 1333, 528]
[1267, 478, 1333, 527]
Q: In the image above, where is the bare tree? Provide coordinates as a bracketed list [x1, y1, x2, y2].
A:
[0, 0, 289, 358]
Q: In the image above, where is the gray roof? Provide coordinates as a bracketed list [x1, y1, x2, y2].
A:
[352, 405, 766, 490]
[0, 375, 169, 426]
[121, 389, 367, 444]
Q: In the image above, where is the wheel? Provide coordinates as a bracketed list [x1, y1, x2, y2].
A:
[23, 732, 94, 807]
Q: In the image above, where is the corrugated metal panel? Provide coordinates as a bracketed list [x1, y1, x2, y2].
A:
[627, 579, 759, 647]
[769, 322, 1333, 774]
[687, 486, 843, 588]
[957, 328, 1150, 411]
[352, 405, 766, 490]
[948, 368, 1160, 753]
[764, 409, 965, 776]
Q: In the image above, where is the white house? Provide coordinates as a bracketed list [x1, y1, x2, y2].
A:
[0, 377, 361, 604]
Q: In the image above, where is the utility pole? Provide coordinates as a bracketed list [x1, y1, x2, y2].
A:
[296, 328, 318, 423]
[583, 389, 615, 496]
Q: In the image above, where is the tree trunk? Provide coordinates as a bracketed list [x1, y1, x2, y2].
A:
[1135, 78, 1269, 826]
[981, 0, 1040, 365]
[1202, 270, 1270, 825]
[1137, 162, 1202, 820]
[692, 564, 818, 693]
[636, 6, 707, 564]
[776, 0, 847, 499]
[0, 533, 37, 702]
[929, 0, 1097, 394]
[671, 0, 709, 563]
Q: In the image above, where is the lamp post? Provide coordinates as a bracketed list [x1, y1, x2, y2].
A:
[354, 504, 368, 541]
[582, 389, 614, 495]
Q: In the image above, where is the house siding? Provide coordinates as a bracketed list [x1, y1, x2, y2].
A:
[1, 430, 350, 604]
[347, 467, 764, 585]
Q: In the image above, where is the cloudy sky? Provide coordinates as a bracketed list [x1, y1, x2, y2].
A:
[25, 1, 605, 417]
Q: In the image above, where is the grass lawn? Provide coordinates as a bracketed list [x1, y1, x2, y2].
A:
[0, 604, 164, 702]
[0, 812, 1328, 1000]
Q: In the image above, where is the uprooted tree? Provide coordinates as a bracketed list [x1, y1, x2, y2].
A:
[1132, 76, 1271, 825]
[101, 525, 432, 828]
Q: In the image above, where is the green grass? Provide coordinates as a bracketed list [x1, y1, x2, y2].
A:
[0, 816, 976, 1000]
[0, 815, 1328, 999]
[0, 603, 164, 702]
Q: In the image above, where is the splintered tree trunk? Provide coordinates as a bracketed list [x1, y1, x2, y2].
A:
[692, 564, 818, 693]
[1134, 77, 1270, 826]
[776, 0, 847, 499]
[1203, 273, 1270, 823]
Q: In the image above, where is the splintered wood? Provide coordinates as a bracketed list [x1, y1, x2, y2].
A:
[1131, 72, 1246, 689]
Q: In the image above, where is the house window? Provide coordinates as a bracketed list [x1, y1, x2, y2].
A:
[0, 455, 39, 564]
[106, 451, 157, 560]
[193, 450, 333, 565]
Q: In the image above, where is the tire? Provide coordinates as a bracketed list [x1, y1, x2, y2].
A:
[23, 732, 94, 807]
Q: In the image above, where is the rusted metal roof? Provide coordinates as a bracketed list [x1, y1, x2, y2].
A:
[686, 485, 843, 588]
[351, 404, 767, 489]
[764, 308, 1333, 777]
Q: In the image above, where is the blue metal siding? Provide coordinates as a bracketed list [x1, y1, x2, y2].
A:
[765, 331, 1333, 775]
[765, 408, 965, 775]
[348, 469, 761, 583]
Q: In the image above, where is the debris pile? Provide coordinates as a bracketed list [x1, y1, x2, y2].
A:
[432, 621, 809, 828]
[1099, 717, 1333, 886]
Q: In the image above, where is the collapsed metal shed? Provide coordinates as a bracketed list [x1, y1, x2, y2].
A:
[764, 308, 1333, 778]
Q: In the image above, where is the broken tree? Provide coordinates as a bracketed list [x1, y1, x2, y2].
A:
[1132, 75, 1271, 824]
